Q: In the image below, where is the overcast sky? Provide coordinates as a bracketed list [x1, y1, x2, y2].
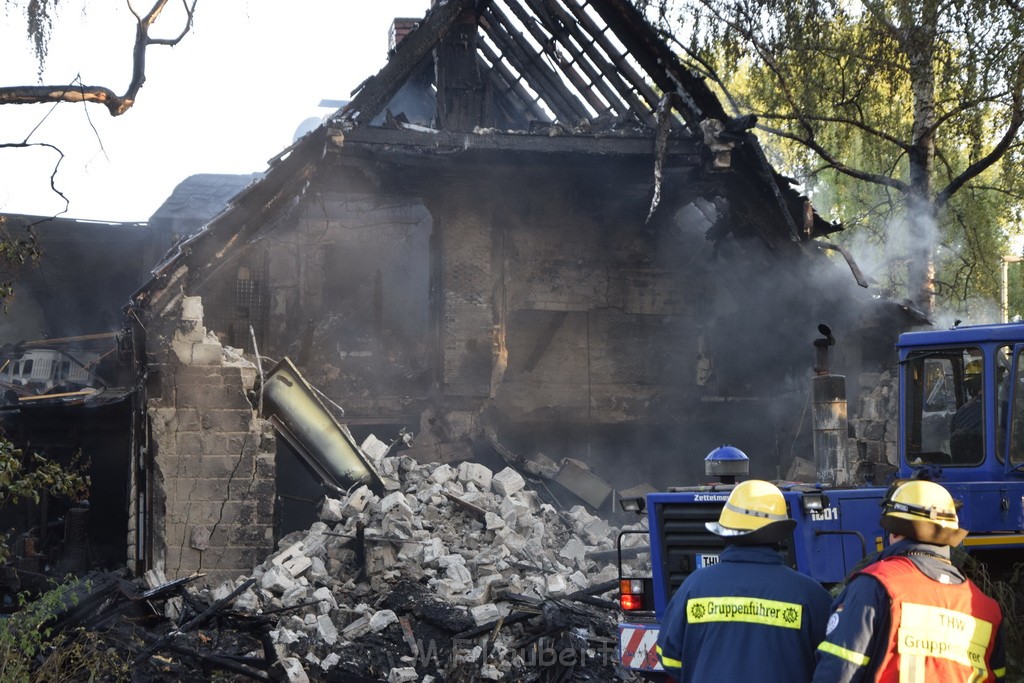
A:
[0, 1, 429, 222]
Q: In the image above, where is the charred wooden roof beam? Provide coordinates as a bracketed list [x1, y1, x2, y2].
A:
[501, 0, 613, 118]
[523, 0, 655, 127]
[481, 5, 591, 124]
[558, 0, 665, 121]
[478, 42, 552, 124]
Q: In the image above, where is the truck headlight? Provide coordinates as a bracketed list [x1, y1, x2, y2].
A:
[801, 492, 828, 513]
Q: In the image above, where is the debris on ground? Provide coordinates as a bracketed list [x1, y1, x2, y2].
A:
[13, 452, 649, 682]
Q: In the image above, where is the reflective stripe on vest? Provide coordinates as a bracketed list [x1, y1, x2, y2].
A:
[686, 596, 803, 629]
[860, 556, 1002, 683]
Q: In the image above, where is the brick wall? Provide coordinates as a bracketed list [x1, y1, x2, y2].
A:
[438, 200, 495, 396]
[145, 295, 276, 586]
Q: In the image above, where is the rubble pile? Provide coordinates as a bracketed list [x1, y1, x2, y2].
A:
[188, 453, 646, 681]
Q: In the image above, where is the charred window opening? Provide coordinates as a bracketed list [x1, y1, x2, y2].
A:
[202, 256, 269, 355]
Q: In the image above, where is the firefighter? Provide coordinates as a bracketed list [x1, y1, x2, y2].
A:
[812, 480, 1006, 682]
[656, 475, 832, 682]
[950, 359, 984, 462]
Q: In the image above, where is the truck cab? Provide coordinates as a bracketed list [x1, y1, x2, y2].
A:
[616, 322, 1024, 679]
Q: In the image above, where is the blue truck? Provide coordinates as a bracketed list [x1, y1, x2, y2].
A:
[616, 322, 1024, 679]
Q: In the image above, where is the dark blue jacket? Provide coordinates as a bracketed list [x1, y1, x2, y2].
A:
[656, 544, 832, 683]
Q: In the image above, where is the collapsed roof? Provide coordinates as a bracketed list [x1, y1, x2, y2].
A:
[138, 0, 844, 305]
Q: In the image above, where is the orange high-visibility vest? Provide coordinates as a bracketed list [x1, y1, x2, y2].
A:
[859, 556, 1002, 682]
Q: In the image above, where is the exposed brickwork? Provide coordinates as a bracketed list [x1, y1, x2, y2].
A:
[439, 204, 494, 396]
[849, 369, 899, 476]
[143, 296, 276, 586]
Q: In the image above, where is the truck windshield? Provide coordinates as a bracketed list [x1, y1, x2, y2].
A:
[905, 347, 984, 467]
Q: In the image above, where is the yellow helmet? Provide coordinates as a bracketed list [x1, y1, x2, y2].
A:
[880, 480, 968, 546]
[706, 480, 795, 543]
[964, 359, 982, 395]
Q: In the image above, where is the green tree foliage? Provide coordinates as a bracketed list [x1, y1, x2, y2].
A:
[0, 215, 42, 310]
[645, 0, 1024, 317]
[0, 438, 90, 564]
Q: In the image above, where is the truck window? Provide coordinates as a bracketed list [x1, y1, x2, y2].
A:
[1007, 348, 1024, 468]
[906, 347, 984, 467]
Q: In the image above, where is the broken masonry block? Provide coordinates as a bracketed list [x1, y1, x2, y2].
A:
[484, 511, 506, 531]
[379, 491, 414, 517]
[343, 485, 374, 515]
[436, 553, 467, 569]
[282, 584, 308, 608]
[546, 573, 568, 595]
[387, 667, 418, 683]
[397, 541, 424, 563]
[360, 433, 390, 462]
[271, 542, 313, 577]
[365, 545, 396, 575]
[341, 615, 371, 639]
[318, 497, 345, 523]
[429, 463, 456, 484]
[232, 588, 261, 613]
[320, 653, 340, 671]
[470, 603, 501, 626]
[491, 467, 526, 497]
[558, 538, 588, 565]
[271, 628, 302, 645]
[568, 570, 590, 592]
[445, 562, 473, 584]
[190, 340, 225, 366]
[421, 537, 447, 564]
[495, 529, 528, 554]
[261, 565, 297, 594]
[369, 609, 398, 632]
[580, 517, 613, 546]
[315, 614, 338, 645]
[457, 462, 493, 490]
[180, 296, 204, 323]
[143, 568, 168, 590]
[279, 657, 309, 683]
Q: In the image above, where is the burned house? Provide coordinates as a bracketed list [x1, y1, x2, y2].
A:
[1, 0, 914, 587]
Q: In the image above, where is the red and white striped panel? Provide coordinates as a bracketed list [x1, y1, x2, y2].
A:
[618, 623, 663, 671]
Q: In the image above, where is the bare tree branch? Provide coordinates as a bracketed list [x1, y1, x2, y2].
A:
[0, 141, 69, 213]
[0, 0, 198, 116]
[756, 111, 910, 150]
[935, 92, 1024, 208]
[759, 123, 909, 192]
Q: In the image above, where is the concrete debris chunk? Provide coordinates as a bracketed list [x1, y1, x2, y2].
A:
[272, 541, 313, 577]
[342, 615, 371, 639]
[379, 491, 414, 517]
[360, 433, 391, 462]
[369, 609, 398, 632]
[470, 603, 501, 626]
[491, 466, 526, 496]
[387, 667, 418, 683]
[457, 461, 493, 490]
[484, 511, 506, 530]
[342, 485, 373, 515]
[315, 614, 338, 645]
[261, 565, 296, 594]
[279, 657, 309, 683]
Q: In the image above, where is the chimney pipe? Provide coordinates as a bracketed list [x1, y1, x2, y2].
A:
[811, 324, 849, 486]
